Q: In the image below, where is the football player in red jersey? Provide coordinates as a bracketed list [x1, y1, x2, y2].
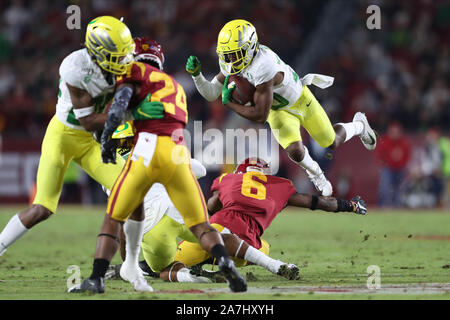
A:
[70, 37, 247, 294]
[174, 157, 367, 278]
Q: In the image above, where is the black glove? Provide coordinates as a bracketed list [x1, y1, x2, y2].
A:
[101, 134, 119, 164]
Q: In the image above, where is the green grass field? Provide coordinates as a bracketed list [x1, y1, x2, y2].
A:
[0, 205, 449, 300]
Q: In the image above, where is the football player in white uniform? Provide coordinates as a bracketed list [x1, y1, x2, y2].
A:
[0, 17, 162, 292]
[186, 19, 377, 197]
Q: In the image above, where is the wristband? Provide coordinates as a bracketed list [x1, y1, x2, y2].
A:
[73, 106, 95, 119]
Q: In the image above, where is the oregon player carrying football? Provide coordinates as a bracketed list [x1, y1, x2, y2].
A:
[0, 17, 163, 264]
[186, 19, 377, 197]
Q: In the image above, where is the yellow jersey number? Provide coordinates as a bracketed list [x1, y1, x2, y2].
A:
[240, 171, 267, 200]
[149, 71, 188, 122]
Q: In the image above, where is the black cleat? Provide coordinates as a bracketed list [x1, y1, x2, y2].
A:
[138, 260, 160, 278]
[105, 261, 160, 280]
[218, 257, 247, 292]
[190, 264, 227, 283]
[68, 277, 105, 294]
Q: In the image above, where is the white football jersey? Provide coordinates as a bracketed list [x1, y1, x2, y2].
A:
[55, 48, 115, 130]
[142, 183, 184, 234]
[219, 45, 303, 111]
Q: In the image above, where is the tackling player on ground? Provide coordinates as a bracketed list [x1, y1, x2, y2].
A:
[173, 157, 367, 278]
[186, 19, 377, 197]
[0, 17, 162, 268]
[70, 37, 247, 294]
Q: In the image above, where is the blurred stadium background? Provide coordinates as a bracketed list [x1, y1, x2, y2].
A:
[0, 0, 449, 209]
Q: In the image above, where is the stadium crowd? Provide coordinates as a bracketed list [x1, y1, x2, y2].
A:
[0, 0, 449, 207]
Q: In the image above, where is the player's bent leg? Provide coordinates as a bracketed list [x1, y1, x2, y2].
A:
[267, 106, 332, 196]
[141, 215, 182, 273]
[73, 139, 126, 191]
[286, 141, 332, 196]
[69, 214, 121, 294]
[299, 86, 336, 149]
[1, 117, 72, 256]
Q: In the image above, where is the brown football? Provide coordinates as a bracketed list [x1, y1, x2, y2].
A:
[229, 75, 255, 106]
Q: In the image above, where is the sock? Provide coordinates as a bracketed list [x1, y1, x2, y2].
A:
[0, 214, 29, 255]
[211, 244, 229, 261]
[89, 258, 109, 279]
[297, 146, 321, 176]
[244, 246, 283, 274]
[123, 219, 144, 267]
[339, 122, 364, 142]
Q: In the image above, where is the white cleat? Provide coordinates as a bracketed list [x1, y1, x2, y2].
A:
[353, 112, 377, 150]
[307, 170, 333, 196]
[120, 262, 154, 292]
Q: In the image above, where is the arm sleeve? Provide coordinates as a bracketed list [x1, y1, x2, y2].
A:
[192, 73, 222, 102]
[102, 86, 133, 138]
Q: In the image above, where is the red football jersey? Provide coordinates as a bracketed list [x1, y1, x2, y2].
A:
[211, 172, 297, 233]
[116, 61, 188, 139]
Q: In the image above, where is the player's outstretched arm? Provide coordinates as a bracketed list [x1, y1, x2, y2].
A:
[66, 83, 107, 132]
[287, 193, 367, 215]
[222, 76, 273, 123]
[100, 83, 135, 164]
[186, 55, 224, 102]
[207, 191, 223, 214]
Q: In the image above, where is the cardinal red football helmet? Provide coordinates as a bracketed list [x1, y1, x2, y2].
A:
[235, 157, 271, 175]
[133, 37, 165, 70]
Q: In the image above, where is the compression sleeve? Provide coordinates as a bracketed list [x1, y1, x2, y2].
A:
[102, 86, 133, 139]
[192, 73, 222, 102]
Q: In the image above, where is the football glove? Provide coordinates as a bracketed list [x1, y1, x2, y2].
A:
[351, 196, 367, 215]
[186, 55, 201, 77]
[101, 135, 119, 164]
[222, 75, 235, 105]
[132, 93, 165, 120]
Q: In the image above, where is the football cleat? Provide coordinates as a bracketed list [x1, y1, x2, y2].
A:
[189, 265, 227, 283]
[351, 196, 367, 215]
[120, 262, 154, 292]
[218, 257, 247, 292]
[105, 261, 160, 280]
[68, 277, 104, 294]
[307, 170, 333, 196]
[353, 112, 377, 150]
[104, 264, 122, 280]
[277, 263, 300, 280]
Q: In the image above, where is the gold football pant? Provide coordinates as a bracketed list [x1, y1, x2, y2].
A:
[33, 116, 125, 213]
[107, 135, 209, 228]
[174, 223, 271, 268]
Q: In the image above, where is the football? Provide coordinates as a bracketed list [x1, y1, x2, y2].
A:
[229, 75, 255, 106]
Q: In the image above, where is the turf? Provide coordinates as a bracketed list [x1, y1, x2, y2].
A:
[0, 205, 449, 300]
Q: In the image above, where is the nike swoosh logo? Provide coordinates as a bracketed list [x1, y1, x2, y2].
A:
[368, 134, 376, 145]
[306, 100, 312, 107]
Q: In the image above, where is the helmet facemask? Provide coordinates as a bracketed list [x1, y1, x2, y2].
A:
[217, 20, 259, 75]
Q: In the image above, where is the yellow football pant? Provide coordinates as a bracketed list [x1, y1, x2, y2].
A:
[174, 223, 271, 268]
[267, 86, 336, 149]
[33, 116, 125, 213]
[107, 135, 209, 227]
[141, 215, 197, 272]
